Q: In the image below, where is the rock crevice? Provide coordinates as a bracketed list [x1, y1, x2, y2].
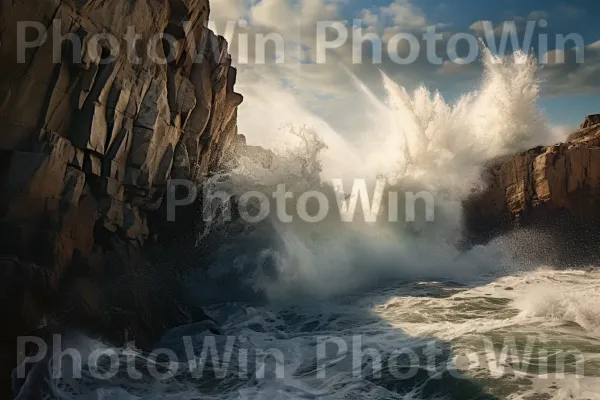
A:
[0, 0, 244, 393]
[464, 117, 600, 248]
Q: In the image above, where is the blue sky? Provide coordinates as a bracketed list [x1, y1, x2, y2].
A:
[541, 94, 600, 127]
[214, 0, 599, 141]
[352, 0, 597, 38]
[350, 0, 599, 126]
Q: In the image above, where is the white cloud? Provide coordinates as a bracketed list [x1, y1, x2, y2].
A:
[250, 0, 295, 30]
[380, 0, 428, 30]
[209, 0, 249, 21]
[539, 41, 600, 97]
[208, 0, 599, 152]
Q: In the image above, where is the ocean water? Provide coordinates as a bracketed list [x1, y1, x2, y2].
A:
[14, 50, 600, 399]
[25, 269, 600, 400]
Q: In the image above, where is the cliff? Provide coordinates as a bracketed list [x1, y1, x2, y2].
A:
[0, 0, 244, 393]
[464, 116, 600, 257]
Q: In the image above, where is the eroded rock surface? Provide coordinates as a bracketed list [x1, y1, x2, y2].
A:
[464, 117, 600, 246]
[0, 0, 244, 393]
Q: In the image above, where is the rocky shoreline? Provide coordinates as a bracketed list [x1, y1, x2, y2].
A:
[0, 0, 250, 395]
[463, 116, 600, 263]
[2, 0, 600, 397]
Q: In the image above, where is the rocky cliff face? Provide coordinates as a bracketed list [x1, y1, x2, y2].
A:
[464, 118, 600, 254]
[0, 0, 243, 393]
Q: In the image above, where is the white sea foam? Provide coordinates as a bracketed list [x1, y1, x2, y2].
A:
[21, 49, 597, 400]
[199, 49, 550, 301]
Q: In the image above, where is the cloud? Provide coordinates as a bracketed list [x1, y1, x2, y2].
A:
[250, 0, 296, 30]
[469, 20, 491, 35]
[539, 40, 600, 97]
[465, 13, 600, 99]
[208, 0, 448, 141]
[208, 0, 599, 151]
[209, 0, 249, 21]
[380, 0, 428, 30]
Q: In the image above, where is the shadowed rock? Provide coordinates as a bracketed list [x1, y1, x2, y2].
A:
[463, 117, 600, 264]
[0, 0, 244, 395]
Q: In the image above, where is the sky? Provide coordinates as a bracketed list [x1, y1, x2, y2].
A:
[211, 0, 599, 149]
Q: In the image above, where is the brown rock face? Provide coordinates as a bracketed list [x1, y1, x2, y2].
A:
[464, 121, 600, 251]
[0, 0, 244, 393]
[580, 114, 600, 130]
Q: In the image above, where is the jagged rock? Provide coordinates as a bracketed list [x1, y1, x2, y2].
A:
[62, 167, 86, 205]
[3, 151, 67, 199]
[168, 73, 197, 117]
[0, 0, 242, 395]
[172, 140, 191, 178]
[135, 78, 170, 131]
[225, 133, 275, 169]
[83, 152, 102, 176]
[99, 177, 121, 198]
[580, 114, 600, 129]
[464, 120, 600, 242]
[70, 148, 86, 169]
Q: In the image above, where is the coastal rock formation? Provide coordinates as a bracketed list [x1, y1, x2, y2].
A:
[0, 0, 244, 393]
[464, 116, 600, 248]
[225, 133, 275, 169]
[580, 114, 600, 130]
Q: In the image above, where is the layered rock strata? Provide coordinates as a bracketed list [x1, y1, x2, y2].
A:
[464, 118, 600, 256]
[0, 0, 243, 394]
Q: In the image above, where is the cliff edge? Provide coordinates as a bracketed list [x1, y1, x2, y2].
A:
[0, 0, 244, 394]
[464, 115, 600, 257]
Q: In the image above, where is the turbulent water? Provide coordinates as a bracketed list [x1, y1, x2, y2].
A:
[17, 50, 600, 399]
[29, 269, 600, 400]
